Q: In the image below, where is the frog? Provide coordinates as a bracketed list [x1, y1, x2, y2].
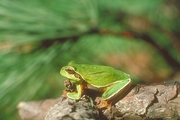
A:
[60, 61, 132, 103]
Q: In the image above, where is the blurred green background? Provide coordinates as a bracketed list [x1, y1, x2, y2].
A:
[0, 0, 180, 119]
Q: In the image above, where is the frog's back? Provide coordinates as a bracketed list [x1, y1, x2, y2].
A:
[69, 62, 130, 87]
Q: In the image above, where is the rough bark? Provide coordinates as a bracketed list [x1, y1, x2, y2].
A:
[17, 98, 61, 120]
[17, 80, 180, 120]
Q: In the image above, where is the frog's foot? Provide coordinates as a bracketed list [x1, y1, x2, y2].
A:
[95, 97, 111, 109]
[61, 90, 68, 99]
[64, 79, 76, 92]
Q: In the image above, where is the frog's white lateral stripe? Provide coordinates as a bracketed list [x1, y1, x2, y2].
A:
[88, 79, 130, 88]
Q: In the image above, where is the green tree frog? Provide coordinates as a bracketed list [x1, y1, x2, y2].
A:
[60, 61, 131, 101]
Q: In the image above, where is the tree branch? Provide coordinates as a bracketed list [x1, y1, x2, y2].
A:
[17, 80, 180, 120]
[98, 29, 180, 71]
[135, 33, 180, 71]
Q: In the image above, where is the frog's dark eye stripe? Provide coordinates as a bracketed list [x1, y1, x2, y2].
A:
[74, 73, 80, 78]
[65, 68, 75, 74]
[74, 73, 84, 80]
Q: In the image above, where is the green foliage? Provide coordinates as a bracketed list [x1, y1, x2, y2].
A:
[0, 0, 179, 119]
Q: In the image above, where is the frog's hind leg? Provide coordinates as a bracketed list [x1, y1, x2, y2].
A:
[102, 78, 132, 100]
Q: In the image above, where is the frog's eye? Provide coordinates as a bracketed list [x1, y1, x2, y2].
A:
[65, 67, 75, 74]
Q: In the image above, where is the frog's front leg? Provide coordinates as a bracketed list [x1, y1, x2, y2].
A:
[67, 84, 83, 99]
[96, 79, 132, 109]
